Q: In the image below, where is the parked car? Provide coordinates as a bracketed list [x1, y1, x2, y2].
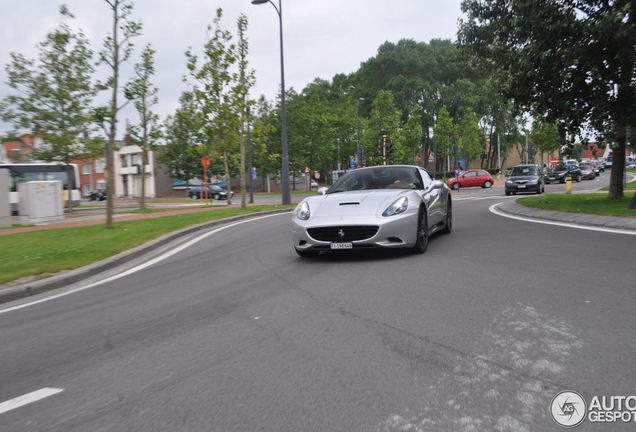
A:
[578, 163, 597, 180]
[545, 164, 582, 183]
[311, 179, 319, 189]
[89, 189, 107, 201]
[292, 165, 452, 257]
[188, 185, 234, 200]
[505, 164, 544, 195]
[446, 169, 495, 190]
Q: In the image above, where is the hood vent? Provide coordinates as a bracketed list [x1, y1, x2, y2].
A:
[339, 202, 360, 206]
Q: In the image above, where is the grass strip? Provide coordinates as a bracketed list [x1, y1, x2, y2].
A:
[0, 205, 293, 285]
[516, 193, 636, 218]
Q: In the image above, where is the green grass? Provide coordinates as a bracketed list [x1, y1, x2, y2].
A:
[517, 193, 636, 218]
[0, 205, 293, 286]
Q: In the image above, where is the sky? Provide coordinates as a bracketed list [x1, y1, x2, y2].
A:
[0, 0, 465, 137]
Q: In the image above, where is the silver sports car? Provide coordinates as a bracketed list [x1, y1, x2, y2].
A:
[291, 165, 452, 257]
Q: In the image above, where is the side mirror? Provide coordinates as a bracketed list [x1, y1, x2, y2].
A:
[317, 187, 328, 195]
[431, 180, 445, 189]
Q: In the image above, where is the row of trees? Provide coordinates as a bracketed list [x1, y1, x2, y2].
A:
[3, 0, 634, 221]
[0, 1, 160, 224]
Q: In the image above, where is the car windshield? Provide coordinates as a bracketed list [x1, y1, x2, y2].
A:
[510, 166, 539, 176]
[328, 167, 422, 193]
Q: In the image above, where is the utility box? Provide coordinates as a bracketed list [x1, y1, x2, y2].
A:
[0, 169, 10, 228]
[17, 181, 64, 224]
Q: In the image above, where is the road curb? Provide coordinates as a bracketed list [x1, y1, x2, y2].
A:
[497, 200, 636, 231]
[0, 209, 291, 305]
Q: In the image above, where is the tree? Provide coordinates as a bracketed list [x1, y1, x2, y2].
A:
[457, 109, 485, 169]
[0, 5, 98, 214]
[529, 119, 559, 165]
[231, 14, 255, 209]
[184, 8, 241, 205]
[459, 0, 636, 202]
[158, 92, 205, 194]
[433, 106, 456, 173]
[97, 0, 142, 228]
[397, 104, 423, 165]
[125, 44, 162, 210]
[362, 90, 401, 166]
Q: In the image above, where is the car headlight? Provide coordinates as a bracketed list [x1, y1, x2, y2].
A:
[295, 201, 310, 220]
[506, 180, 514, 184]
[526, 180, 538, 184]
[382, 196, 408, 217]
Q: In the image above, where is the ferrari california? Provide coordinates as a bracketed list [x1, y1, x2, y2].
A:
[291, 165, 452, 257]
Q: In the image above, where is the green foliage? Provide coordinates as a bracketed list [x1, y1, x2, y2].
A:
[459, 0, 636, 197]
[433, 106, 456, 161]
[0, 205, 292, 285]
[0, 7, 99, 213]
[125, 43, 163, 209]
[457, 109, 485, 168]
[530, 119, 559, 157]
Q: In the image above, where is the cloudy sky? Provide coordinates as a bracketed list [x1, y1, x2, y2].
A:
[0, 0, 464, 137]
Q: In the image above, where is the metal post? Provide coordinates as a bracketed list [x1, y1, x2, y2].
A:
[247, 106, 254, 204]
[252, 0, 290, 205]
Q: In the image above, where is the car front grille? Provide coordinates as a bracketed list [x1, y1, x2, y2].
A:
[307, 226, 379, 242]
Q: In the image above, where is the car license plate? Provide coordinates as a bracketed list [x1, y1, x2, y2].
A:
[330, 242, 353, 250]
[518, 185, 526, 188]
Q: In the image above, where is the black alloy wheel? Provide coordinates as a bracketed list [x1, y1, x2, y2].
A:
[441, 200, 452, 234]
[411, 207, 429, 254]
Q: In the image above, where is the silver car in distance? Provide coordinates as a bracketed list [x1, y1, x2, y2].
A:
[291, 165, 452, 257]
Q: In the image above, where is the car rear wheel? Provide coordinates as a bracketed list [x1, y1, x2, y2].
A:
[536, 185, 542, 194]
[213, 193, 220, 200]
[505, 190, 511, 196]
[411, 207, 428, 254]
[452, 182, 460, 190]
[295, 248, 319, 258]
[483, 181, 492, 188]
[190, 194, 198, 199]
[576, 174, 581, 182]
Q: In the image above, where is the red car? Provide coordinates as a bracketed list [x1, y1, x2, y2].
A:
[447, 169, 495, 190]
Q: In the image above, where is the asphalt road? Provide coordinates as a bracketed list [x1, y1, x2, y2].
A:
[1, 173, 635, 431]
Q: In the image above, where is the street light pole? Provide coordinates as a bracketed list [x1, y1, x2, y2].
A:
[247, 106, 254, 204]
[251, 0, 291, 205]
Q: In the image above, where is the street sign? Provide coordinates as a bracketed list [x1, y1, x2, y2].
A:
[313, 171, 321, 180]
[202, 155, 210, 168]
[549, 157, 559, 166]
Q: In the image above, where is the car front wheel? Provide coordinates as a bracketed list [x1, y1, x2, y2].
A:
[411, 207, 428, 254]
[483, 181, 492, 188]
[452, 183, 460, 190]
[441, 200, 452, 234]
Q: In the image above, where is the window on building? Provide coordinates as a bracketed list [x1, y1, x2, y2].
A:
[82, 164, 91, 175]
[82, 184, 92, 196]
[121, 155, 128, 167]
[95, 159, 105, 173]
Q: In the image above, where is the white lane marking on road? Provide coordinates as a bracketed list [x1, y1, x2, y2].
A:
[0, 213, 291, 314]
[490, 203, 636, 236]
[0, 388, 64, 415]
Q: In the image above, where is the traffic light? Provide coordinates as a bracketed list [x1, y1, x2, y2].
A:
[386, 138, 393, 157]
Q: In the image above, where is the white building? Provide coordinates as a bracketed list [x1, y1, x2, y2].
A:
[114, 145, 156, 198]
